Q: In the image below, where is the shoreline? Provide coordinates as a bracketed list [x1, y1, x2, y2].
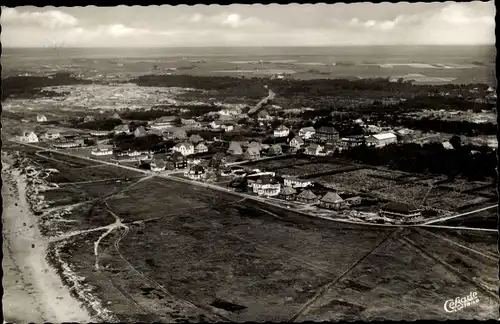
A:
[2, 154, 95, 323]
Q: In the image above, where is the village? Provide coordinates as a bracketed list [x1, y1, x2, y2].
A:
[12, 81, 497, 227]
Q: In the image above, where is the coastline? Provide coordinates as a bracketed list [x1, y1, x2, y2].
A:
[2, 155, 94, 323]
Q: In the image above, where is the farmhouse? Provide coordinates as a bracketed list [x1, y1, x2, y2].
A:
[314, 126, 339, 143]
[18, 131, 39, 143]
[150, 158, 166, 172]
[366, 133, 397, 148]
[91, 147, 113, 156]
[257, 110, 272, 121]
[252, 175, 281, 197]
[148, 116, 177, 130]
[43, 130, 61, 140]
[296, 189, 319, 204]
[37, 114, 48, 122]
[283, 176, 312, 188]
[299, 126, 316, 140]
[169, 152, 188, 169]
[184, 165, 206, 180]
[273, 125, 290, 138]
[244, 146, 261, 160]
[195, 143, 209, 154]
[289, 136, 305, 149]
[113, 124, 130, 135]
[134, 126, 147, 137]
[305, 143, 324, 156]
[172, 142, 195, 156]
[227, 141, 243, 155]
[379, 202, 422, 220]
[278, 186, 297, 201]
[320, 192, 345, 210]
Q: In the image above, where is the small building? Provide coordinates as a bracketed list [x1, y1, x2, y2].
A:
[169, 152, 188, 169]
[345, 196, 362, 206]
[37, 114, 48, 122]
[278, 186, 297, 200]
[52, 139, 85, 149]
[184, 165, 206, 180]
[150, 158, 166, 172]
[314, 126, 339, 143]
[90, 130, 110, 137]
[379, 202, 422, 220]
[273, 125, 290, 138]
[244, 146, 261, 160]
[320, 192, 345, 210]
[172, 142, 195, 156]
[195, 143, 208, 154]
[299, 126, 316, 140]
[148, 116, 177, 130]
[257, 110, 272, 121]
[268, 144, 282, 156]
[113, 124, 130, 135]
[91, 147, 113, 156]
[227, 141, 243, 155]
[283, 176, 312, 189]
[289, 136, 305, 149]
[189, 134, 204, 144]
[18, 131, 39, 143]
[252, 175, 281, 197]
[305, 143, 324, 156]
[43, 130, 61, 140]
[366, 133, 398, 148]
[296, 189, 319, 204]
[171, 128, 188, 140]
[442, 141, 454, 150]
[112, 113, 122, 120]
[134, 126, 147, 138]
[340, 136, 365, 150]
[221, 124, 234, 132]
[210, 120, 222, 129]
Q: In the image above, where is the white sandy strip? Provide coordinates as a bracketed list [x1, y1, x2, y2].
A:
[2, 163, 93, 323]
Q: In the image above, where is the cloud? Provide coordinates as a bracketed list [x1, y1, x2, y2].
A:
[1, 7, 79, 29]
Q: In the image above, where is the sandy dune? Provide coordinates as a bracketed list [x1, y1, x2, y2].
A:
[2, 158, 93, 323]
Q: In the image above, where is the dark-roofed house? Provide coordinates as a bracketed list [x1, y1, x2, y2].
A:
[289, 136, 305, 149]
[169, 152, 187, 169]
[134, 126, 147, 137]
[299, 126, 316, 140]
[113, 124, 130, 135]
[244, 146, 261, 160]
[296, 189, 319, 204]
[252, 174, 281, 197]
[184, 165, 206, 180]
[379, 202, 422, 220]
[320, 192, 345, 210]
[314, 126, 339, 143]
[279, 186, 297, 201]
[227, 141, 243, 155]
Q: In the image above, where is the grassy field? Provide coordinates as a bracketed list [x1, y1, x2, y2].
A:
[10, 147, 498, 321]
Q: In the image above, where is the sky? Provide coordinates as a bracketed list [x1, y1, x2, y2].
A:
[1, 2, 496, 47]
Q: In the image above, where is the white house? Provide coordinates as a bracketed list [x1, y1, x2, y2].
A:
[184, 165, 206, 180]
[134, 126, 147, 137]
[19, 131, 39, 143]
[210, 121, 222, 129]
[305, 144, 324, 156]
[366, 133, 398, 148]
[172, 142, 195, 156]
[283, 176, 312, 188]
[90, 130, 110, 137]
[273, 125, 290, 138]
[91, 147, 113, 156]
[221, 124, 234, 132]
[289, 136, 305, 149]
[298, 127, 316, 140]
[252, 175, 281, 197]
[37, 114, 48, 122]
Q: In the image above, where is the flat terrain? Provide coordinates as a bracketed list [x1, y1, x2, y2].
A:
[6, 147, 499, 321]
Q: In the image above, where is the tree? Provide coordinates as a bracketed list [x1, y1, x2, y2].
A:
[449, 135, 462, 150]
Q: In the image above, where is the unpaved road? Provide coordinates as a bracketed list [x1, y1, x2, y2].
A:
[2, 159, 93, 323]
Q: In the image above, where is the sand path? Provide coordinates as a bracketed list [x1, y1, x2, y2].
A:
[2, 158, 93, 323]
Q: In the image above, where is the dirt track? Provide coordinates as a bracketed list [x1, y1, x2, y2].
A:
[2, 157, 93, 323]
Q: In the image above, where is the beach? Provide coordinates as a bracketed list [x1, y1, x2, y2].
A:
[2, 155, 93, 323]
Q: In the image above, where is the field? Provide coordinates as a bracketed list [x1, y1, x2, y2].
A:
[242, 156, 340, 171]
[10, 147, 499, 321]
